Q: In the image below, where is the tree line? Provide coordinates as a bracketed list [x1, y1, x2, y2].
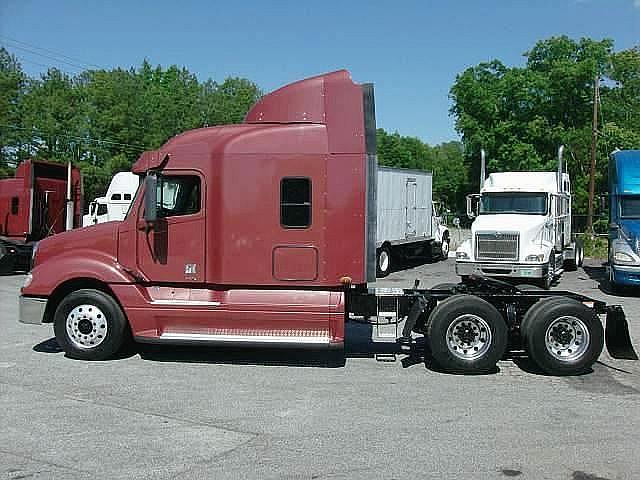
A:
[1, 35, 639, 221]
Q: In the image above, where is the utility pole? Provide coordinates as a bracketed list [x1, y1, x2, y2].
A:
[586, 75, 599, 235]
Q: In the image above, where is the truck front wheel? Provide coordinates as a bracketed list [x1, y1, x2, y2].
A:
[426, 295, 508, 374]
[521, 297, 603, 375]
[53, 289, 129, 361]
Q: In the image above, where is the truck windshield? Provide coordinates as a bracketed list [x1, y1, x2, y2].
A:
[480, 192, 548, 215]
[621, 196, 640, 218]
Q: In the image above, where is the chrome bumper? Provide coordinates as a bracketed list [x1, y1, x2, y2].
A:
[456, 261, 546, 279]
[19, 296, 47, 325]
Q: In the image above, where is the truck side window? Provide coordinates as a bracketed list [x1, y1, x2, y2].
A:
[11, 197, 19, 215]
[97, 203, 108, 216]
[156, 175, 201, 218]
[124, 193, 132, 201]
[281, 177, 311, 228]
[111, 193, 122, 201]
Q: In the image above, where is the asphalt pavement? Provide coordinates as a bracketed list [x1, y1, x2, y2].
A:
[1, 258, 639, 480]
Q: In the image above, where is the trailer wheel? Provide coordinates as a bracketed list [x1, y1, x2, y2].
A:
[376, 245, 393, 277]
[521, 297, 603, 376]
[426, 295, 507, 374]
[53, 289, 129, 361]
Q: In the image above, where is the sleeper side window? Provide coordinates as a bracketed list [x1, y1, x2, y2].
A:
[156, 175, 201, 218]
[111, 193, 122, 201]
[280, 177, 311, 228]
[10, 197, 19, 215]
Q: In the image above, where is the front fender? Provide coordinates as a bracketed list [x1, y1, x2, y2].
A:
[23, 249, 132, 296]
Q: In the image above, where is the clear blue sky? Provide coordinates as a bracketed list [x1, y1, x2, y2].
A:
[1, 0, 638, 145]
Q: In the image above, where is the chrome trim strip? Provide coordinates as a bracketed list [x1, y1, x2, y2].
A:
[159, 332, 331, 344]
[150, 300, 221, 306]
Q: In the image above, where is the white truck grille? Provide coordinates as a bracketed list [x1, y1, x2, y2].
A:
[475, 232, 519, 261]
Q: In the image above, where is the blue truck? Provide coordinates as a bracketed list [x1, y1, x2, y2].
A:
[608, 150, 640, 290]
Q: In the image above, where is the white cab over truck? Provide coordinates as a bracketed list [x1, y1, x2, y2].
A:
[376, 166, 449, 277]
[82, 172, 139, 227]
[456, 147, 584, 289]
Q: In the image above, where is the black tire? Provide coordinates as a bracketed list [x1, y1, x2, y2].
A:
[539, 255, 555, 290]
[564, 240, 584, 271]
[521, 297, 603, 376]
[440, 235, 450, 261]
[426, 294, 508, 374]
[376, 245, 393, 278]
[53, 289, 129, 360]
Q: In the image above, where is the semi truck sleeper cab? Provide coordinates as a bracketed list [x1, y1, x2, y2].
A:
[18, 70, 637, 376]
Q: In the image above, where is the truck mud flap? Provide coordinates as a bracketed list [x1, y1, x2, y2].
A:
[605, 306, 638, 360]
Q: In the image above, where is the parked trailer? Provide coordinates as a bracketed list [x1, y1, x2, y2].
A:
[0, 160, 81, 273]
[607, 150, 640, 291]
[376, 167, 449, 277]
[19, 70, 636, 375]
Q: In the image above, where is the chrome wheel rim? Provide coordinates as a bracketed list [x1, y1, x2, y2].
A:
[545, 316, 590, 362]
[65, 304, 108, 349]
[379, 251, 390, 272]
[446, 314, 492, 361]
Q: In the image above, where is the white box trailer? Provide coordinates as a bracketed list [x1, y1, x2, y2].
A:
[376, 166, 449, 277]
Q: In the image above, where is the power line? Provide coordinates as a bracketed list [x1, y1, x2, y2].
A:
[1, 42, 92, 72]
[2, 124, 149, 152]
[0, 34, 104, 70]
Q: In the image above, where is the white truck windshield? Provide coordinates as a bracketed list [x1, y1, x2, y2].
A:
[480, 192, 548, 215]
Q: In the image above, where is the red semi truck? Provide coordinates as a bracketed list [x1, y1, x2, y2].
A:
[19, 70, 637, 375]
[0, 160, 82, 273]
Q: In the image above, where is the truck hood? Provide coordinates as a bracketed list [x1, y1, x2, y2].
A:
[472, 214, 548, 238]
[35, 222, 119, 265]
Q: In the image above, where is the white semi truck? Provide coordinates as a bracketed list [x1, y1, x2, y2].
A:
[455, 147, 584, 289]
[376, 166, 449, 277]
[82, 172, 139, 227]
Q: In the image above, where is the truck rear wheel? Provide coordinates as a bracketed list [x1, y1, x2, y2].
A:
[521, 297, 603, 376]
[53, 289, 129, 361]
[426, 295, 508, 374]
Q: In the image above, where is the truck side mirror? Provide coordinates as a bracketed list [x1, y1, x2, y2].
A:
[466, 194, 479, 219]
[143, 173, 158, 223]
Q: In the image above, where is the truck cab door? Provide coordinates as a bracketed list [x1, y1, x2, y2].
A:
[136, 172, 205, 283]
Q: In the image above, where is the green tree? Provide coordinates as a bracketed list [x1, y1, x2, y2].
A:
[450, 36, 638, 216]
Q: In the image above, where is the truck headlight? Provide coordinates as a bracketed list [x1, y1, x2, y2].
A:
[525, 254, 545, 262]
[614, 251, 635, 264]
[456, 251, 469, 260]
